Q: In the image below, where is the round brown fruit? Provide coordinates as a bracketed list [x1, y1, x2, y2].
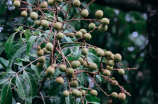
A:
[95, 10, 103, 18]
[13, 0, 21, 7]
[37, 56, 45, 63]
[103, 70, 111, 76]
[56, 77, 64, 84]
[81, 9, 89, 18]
[111, 92, 118, 99]
[58, 64, 66, 72]
[40, 1, 47, 8]
[118, 69, 125, 75]
[108, 54, 114, 60]
[72, 89, 80, 97]
[107, 60, 115, 66]
[30, 12, 38, 20]
[48, 0, 55, 6]
[79, 29, 87, 34]
[36, 62, 44, 68]
[118, 93, 126, 101]
[56, 32, 64, 40]
[114, 53, 122, 62]
[89, 63, 97, 70]
[75, 31, 82, 38]
[63, 90, 69, 97]
[21, 11, 27, 17]
[70, 80, 78, 87]
[95, 48, 101, 53]
[43, 48, 51, 54]
[111, 80, 118, 86]
[76, 61, 81, 67]
[97, 49, 104, 57]
[81, 48, 88, 56]
[101, 18, 110, 25]
[41, 20, 49, 28]
[106, 65, 113, 70]
[84, 33, 91, 40]
[67, 68, 74, 76]
[78, 57, 84, 64]
[73, 0, 80, 7]
[83, 61, 88, 67]
[88, 23, 96, 30]
[90, 90, 98, 96]
[104, 51, 112, 57]
[46, 42, 53, 51]
[54, 22, 62, 30]
[45, 66, 55, 77]
[71, 61, 79, 69]
[81, 90, 86, 95]
[69, 33, 74, 38]
[37, 49, 44, 56]
[98, 24, 108, 31]
[34, 20, 41, 27]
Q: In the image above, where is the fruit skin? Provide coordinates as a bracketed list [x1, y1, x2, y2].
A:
[70, 80, 78, 87]
[56, 77, 64, 84]
[55, 0, 63, 3]
[13, 1, 21, 7]
[63, 90, 69, 97]
[84, 33, 91, 40]
[67, 68, 74, 77]
[30, 12, 38, 20]
[89, 63, 97, 70]
[40, 1, 47, 8]
[90, 90, 98, 96]
[41, 20, 49, 28]
[73, 0, 80, 7]
[83, 61, 88, 67]
[76, 61, 81, 67]
[105, 51, 112, 57]
[75, 31, 82, 38]
[79, 29, 87, 34]
[45, 66, 55, 77]
[81, 48, 88, 56]
[71, 61, 80, 69]
[107, 60, 115, 66]
[88, 23, 96, 30]
[56, 32, 64, 40]
[98, 24, 108, 31]
[34, 20, 41, 27]
[118, 93, 126, 101]
[78, 91, 82, 97]
[101, 18, 110, 25]
[111, 92, 118, 99]
[118, 69, 125, 75]
[95, 48, 101, 53]
[81, 90, 86, 95]
[103, 70, 111, 76]
[37, 56, 45, 63]
[95, 10, 103, 18]
[106, 65, 113, 70]
[37, 62, 44, 68]
[69, 33, 74, 38]
[48, 0, 55, 6]
[21, 11, 27, 17]
[37, 49, 44, 56]
[108, 54, 114, 60]
[46, 42, 53, 51]
[43, 48, 51, 54]
[97, 49, 104, 57]
[114, 53, 122, 62]
[78, 57, 84, 64]
[81, 9, 89, 18]
[111, 80, 118, 86]
[59, 64, 67, 72]
[54, 22, 62, 30]
[72, 89, 80, 97]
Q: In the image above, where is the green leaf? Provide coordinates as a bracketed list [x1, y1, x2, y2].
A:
[1, 83, 12, 104]
[0, 57, 9, 68]
[5, 33, 16, 54]
[23, 30, 31, 41]
[27, 36, 37, 54]
[0, 79, 9, 85]
[73, 47, 80, 60]
[65, 96, 70, 104]
[31, 65, 41, 78]
[49, 83, 62, 95]
[87, 53, 100, 67]
[0, 43, 5, 55]
[85, 95, 100, 104]
[23, 71, 37, 96]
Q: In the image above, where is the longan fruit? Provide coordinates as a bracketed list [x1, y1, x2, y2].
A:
[114, 53, 122, 62]
[30, 12, 38, 20]
[118, 93, 126, 101]
[88, 23, 96, 30]
[104, 51, 112, 57]
[43, 48, 51, 54]
[37, 56, 45, 63]
[81, 48, 88, 56]
[81, 90, 86, 95]
[75, 31, 82, 38]
[48, 0, 55, 6]
[101, 18, 110, 25]
[84, 33, 91, 40]
[41, 20, 49, 28]
[89, 63, 97, 70]
[63, 90, 69, 97]
[56, 77, 64, 84]
[98, 24, 108, 31]
[67, 68, 74, 76]
[45, 66, 55, 77]
[73, 0, 80, 7]
[21, 11, 27, 17]
[56, 32, 64, 40]
[81, 9, 89, 18]
[71, 61, 79, 69]
[107, 60, 115, 66]
[40, 1, 47, 8]
[118, 69, 125, 75]
[70, 80, 78, 87]
[72, 89, 80, 97]
[95, 10, 103, 18]
[111, 92, 118, 99]
[13, 0, 21, 7]
[78, 57, 84, 65]
[106, 65, 113, 70]
[37, 62, 44, 68]
[97, 49, 104, 57]
[69, 33, 74, 38]
[54, 22, 62, 30]
[34, 20, 41, 27]
[58, 64, 67, 72]
[46, 42, 53, 51]
[103, 70, 111, 76]
[37, 49, 44, 56]
[79, 29, 87, 34]
[90, 90, 98, 96]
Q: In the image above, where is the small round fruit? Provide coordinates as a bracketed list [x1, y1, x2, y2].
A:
[41, 20, 49, 28]
[101, 18, 110, 25]
[48, 0, 55, 6]
[72, 89, 80, 97]
[67, 68, 74, 76]
[103, 70, 111, 76]
[37, 49, 44, 56]
[95, 48, 101, 53]
[88, 23, 96, 30]
[97, 49, 104, 57]
[30, 12, 38, 20]
[70, 80, 78, 87]
[56, 32, 64, 40]
[73, 0, 80, 7]
[34, 20, 41, 27]
[111, 80, 118, 86]
[89, 63, 97, 70]
[105, 51, 112, 57]
[108, 54, 114, 60]
[106, 65, 113, 70]
[81, 9, 89, 18]
[84, 33, 91, 40]
[46, 42, 53, 51]
[59, 64, 67, 72]
[107, 60, 115, 66]
[37, 56, 45, 63]
[98, 24, 108, 31]
[37, 62, 44, 68]
[63, 90, 69, 97]
[75, 31, 82, 38]
[78, 91, 82, 97]
[90, 90, 98, 96]
[56, 77, 64, 84]
[71, 61, 79, 69]
[83, 61, 88, 67]
[81, 90, 86, 95]
[21, 11, 27, 17]
[95, 10, 103, 18]
[43, 48, 51, 54]
[55, 0, 63, 3]
[118, 69, 125, 75]
[69, 33, 74, 38]
[78, 57, 84, 64]
[13, 0, 21, 7]
[54, 22, 62, 30]
[79, 29, 87, 34]
[111, 92, 118, 99]
[81, 48, 88, 56]
[114, 53, 122, 62]
[76, 61, 81, 67]
[45, 66, 55, 77]
[40, 1, 47, 8]
[118, 93, 126, 101]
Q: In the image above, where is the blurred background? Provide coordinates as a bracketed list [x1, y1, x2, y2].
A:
[0, 0, 157, 104]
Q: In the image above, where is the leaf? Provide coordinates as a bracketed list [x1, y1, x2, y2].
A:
[31, 65, 41, 78]
[23, 30, 31, 41]
[0, 43, 5, 55]
[85, 95, 100, 104]
[27, 36, 37, 54]
[87, 53, 100, 67]
[1, 83, 12, 104]
[23, 71, 37, 96]
[73, 47, 80, 60]
[65, 96, 70, 104]
[49, 83, 62, 96]
[96, 75, 102, 83]
[0, 57, 9, 68]
[0, 79, 9, 85]
[5, 33, 16, 54]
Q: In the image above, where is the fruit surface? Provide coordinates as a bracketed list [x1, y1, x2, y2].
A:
[118, 69, 125, 75]
[81, 9, 89, 18]
[37, 62, 44, 68]
[104, 51, 112, 57]
[107, 60, 115, 66]
[46, 42, 53, 51]
[118, 93, 126, 101]
[59, 64, 67, 72]
[101, 18, 110, 25]
[88, 23, 96, 30]
[40, 1, 47, 8]
[103, 70, 111, 76]
[41, 20, 49, 28]
[56, 77, 64, 84]
[95, 10, 103, 18]
[63, 90, 69, 97]
[72, 89, 80, 97]
[70, 80, 78, 87]
[30, 12, 38, 20]
[71, 61, 79, 69]
[114, 53, 122, 62]
[106, 65, 113, 70]
[81, 48, 88, 56]
[48, 0, 55, 6]
[84, 33, 91, 40]
[78, 57, 84, 64]
[89, 63, 97, 70]
[34, 20, 41, 27]
[56, 32, 64, 40]
[79, 29, 87, 34]
[37, 49, 44, 56]
[73, 0, 80, 7]
[98, 24, 108, 31]
[37, 56, 45, 63]
[67, 68, 74, 76]
[111, 92, 118, 99]
[75, 31, 82, 38]
[54, 22, 62, 30]
[43, 48, 51, 54]
[90, 90, 98, 96]
[97, 49, 104, 57]
[21, 11, 27, 17]
[69, 33, 74, 38]
[81, 90, 86, 95]
[13, 1, 21, 7]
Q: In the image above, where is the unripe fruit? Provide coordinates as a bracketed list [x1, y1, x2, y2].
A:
[59, 64, 67, 72]
[56, 77, 64, 84]
[97, 49, 104, 57]
[67, 68, 74, 76]
[105, 51, 112, 57]
[46, 42, 53, 51]
[79, 29, 87, 34]
[54, 22, 62, 30]
[88, 23, 96, 30]
[73, 0, 80, 7]
[95, 48, 101, 53]
[90, 90, 98, 96]
[98, 24, 108, 31]
[53, 64, 57, 68]
[69, 33, 74, 38]
[118, 69, 125, 75]
[37, 49, 44, 56]
[34, 20, 41, 27]
[84, 33, 91, 40]
[48, 0, 55, 6]
[111, 92, 118, 99]
[95, 10, 103, 18]
[30, 12, 38, 20]
[118, 93, 126, 101]
[21, 11, 27, 17]
[81, 9, 89, 18]
[83, 61, 88, 67]
[107, 60, 115, 66]
[101, 18, 110, 25]
[37, 56, 45, 63]
[103, 70, 111, 76]
[81, 48, 88, 56]
[37, 62, 44, 68]
[40, 1, 47, 8]
[89, 63, 97, 70]
[111, 80, 118, 86]
[70, 80, 78, 87]
[106, 65, 113, 70]
[56, 32, 64, 40]
[45, 66, 55, 77]
[43, 48, 51, 54]
[81, 90, 86, 95]
[41, 20, 49, 28]
[13, 0, 21, 7]
[76, 61, 81, 67]
[55, 0, 63, 3]
[63, 90, 69, 97]
[108, 54, 114, 60]
[72, 89, 80, 97]
[114, 53, 122, 62]
[78, 57, 84, 64]
[75, 31, 82, 38]
[71, 61, 79, 69]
